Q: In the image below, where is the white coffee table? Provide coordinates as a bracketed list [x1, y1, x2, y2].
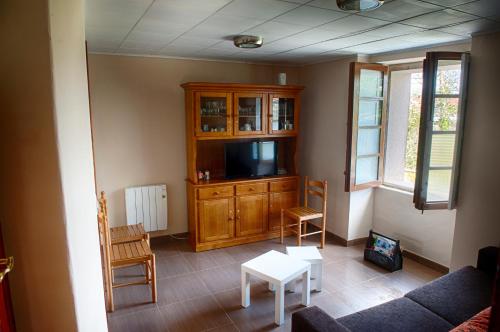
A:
[286, 246, 323, 291]
[241, 250, 311, 325]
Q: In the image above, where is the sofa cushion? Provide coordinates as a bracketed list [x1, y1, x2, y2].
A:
[405, 266, 494, 326]
[338, 297, 453, 332]
[292, 306, 351, 332]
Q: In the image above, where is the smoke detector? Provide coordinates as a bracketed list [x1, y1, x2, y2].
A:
[233, 35, 263, 49]
[337, 0, 384, 11]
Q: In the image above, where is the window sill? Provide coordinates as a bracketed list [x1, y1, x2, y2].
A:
[379, 184, 414, 196]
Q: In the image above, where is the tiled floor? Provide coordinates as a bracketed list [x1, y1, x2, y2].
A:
[107, 234, 444, 332]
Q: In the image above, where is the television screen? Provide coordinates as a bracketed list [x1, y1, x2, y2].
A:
[225, 141, 278, 179]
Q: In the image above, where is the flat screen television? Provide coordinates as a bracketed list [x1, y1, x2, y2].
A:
[225, 141, 278, 179]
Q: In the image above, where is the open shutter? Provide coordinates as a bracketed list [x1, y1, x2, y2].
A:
[345, 62, 389, 192]
[414, 52, 470, 210]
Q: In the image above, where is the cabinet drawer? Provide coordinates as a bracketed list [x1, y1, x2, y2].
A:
[235, 182, 268, 196]
[198, 185, 234, 200]
[269, 180, 297, 192]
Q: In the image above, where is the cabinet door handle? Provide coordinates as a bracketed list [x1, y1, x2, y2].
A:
[212, 191, 220, 196]
[248, 187, 255, 191]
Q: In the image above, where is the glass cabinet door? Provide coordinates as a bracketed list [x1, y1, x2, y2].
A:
[269, 94, 298, 135]
[195, 92, 232, 136]
[234, 93, 266, 136]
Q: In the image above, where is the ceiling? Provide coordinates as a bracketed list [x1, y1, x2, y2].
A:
[85, 0, 500, 64]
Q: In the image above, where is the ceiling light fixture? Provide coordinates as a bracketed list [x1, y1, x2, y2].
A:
[233, 35, 263, 49]
[336, 0, 384, 12]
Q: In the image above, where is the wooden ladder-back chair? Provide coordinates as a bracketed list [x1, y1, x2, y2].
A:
[280, 176, 328, 248]
[99, 191, 148, 245]
[97, 198, 157, 312]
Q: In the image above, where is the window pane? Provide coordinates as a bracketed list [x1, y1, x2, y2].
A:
[355, 156, 379, 184]
[430, 134, 456, 168]
[357, 128, 380, 156]
[426, 169, 452, 202]
[360, 69, 384, 98]
[435, 60, 462, 95]
[433, 97, 458, 131]
[359, 100, 382, 126]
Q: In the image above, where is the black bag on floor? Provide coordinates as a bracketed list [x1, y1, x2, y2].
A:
[364, 230, 403, 272]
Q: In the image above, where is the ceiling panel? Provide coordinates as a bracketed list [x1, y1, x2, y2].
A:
[167, 37, 220, 49]
[86, 0, 153, 30]
[437, 18, 500, 36]
[421, 0, 476, 7]
[185, 13, 266, 39]
[86, 0, 154, 51]
[401, 9, 477, 29]
[119, 40, 165, 52]
[157, 45, 208, 57]
[454, 0, 500, 20]
[274, 6, 349, 27]
[396, 30, 467, 46]
[358, 0, 442, 22]
[216, 0, 300, 20]
[125, 30, 179, 46]
[318, 15, 389, 36]
[243, 21, 311, 43]
[360, 23, 424, 39]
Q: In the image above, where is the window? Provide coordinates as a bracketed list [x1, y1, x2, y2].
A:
[414, 52, 470, 210]
[346, 53, 469, 210]
[345, 62, 388, 192]
[384, 64, 423, 191]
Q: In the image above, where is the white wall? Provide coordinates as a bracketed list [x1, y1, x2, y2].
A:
[299, 57, 357, 239]
[348, 189, 374, 241]
[49, 0, 107, 329]
[450, 31, 500, 270]
[373, 186, 456, 267]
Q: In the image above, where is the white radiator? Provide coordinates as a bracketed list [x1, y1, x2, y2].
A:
[125, 184, 167, 232]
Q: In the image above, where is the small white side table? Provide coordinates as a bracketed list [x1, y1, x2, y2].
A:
[286, 246, 323, 291]
[241, 250, 311, 326]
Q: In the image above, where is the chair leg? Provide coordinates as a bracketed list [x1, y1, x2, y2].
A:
[303, 220, 308, 237]
[320, 216, 326, 249]
[151, 254, 157, 303]
[108, 268, 114, 312]
[297, 220, 302, 246]
[280, 209, 284, 244]
[145, 262, 150, 283]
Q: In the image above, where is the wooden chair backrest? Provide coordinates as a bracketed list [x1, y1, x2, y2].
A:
[97, 192, 112, 271]
[304, 176, 328, 214]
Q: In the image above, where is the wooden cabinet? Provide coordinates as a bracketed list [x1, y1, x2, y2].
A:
[183, 83, 303, 252]
[269, 191, 298, 231]
[188, 177, 298, 251]
[236, 193, 268, 237]
[198, 197, 234, 243]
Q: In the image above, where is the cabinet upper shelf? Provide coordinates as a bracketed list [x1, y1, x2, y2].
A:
[182, 82, 304, 139]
